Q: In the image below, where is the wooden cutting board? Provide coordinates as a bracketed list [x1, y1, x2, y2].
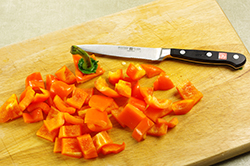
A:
[1, 0, 250, 165]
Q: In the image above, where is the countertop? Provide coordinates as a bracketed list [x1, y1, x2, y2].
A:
[1, 0, 250, 165]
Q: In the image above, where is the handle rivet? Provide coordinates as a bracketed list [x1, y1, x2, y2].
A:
[180, 50, 186, 55]
[233, 54, 239, 60]
[206, 52, 212, 57]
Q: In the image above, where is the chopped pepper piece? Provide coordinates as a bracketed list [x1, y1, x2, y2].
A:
[77, 134, 98, 159]
[0, 94, 22, 123]
[140, 64, 164, 78]
[115, 80, 132, 98]
[132, 117, 154, 142]
[95, 77, 120, 98]
[108, 69, 124, 85]
[126, 63, 146, 80]
[23, 108, 44, 123]
[117, 103, 146, 130]
[84, 108, 112, 132]
[19, 86, 35, 112]
[176, 80, 203, 105]
[92, 131, 113, 153]
[153, 72, 175, 91]
[66, 88, 88, 109]
[172, 99, 195, 115]
[36, 124, 59, 142]
[88, 95, 114, 112]
[101, 142, 125, 155]
[144, 95, 172, 110]
[32, 88, 50, 103]
[58, 124, 82, 138]
[55, 65, 76, 84]
[61, 138, 82, 158]
[25, 72, 45, 90]
[53, 95, 76, 114]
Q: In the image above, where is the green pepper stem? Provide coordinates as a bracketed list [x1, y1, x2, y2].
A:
[71, 45, 93, 70]
[71, 45, 99, 74]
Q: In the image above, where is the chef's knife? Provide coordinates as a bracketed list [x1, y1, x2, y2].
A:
[76, 44, 246, 69]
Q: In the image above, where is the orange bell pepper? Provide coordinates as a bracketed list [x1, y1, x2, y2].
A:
[153, 72, 175, 91]
[128, 97, 147, 112]
[64, 113, 84, 125]
[88, 95, 114, 112]
[117, 103, 146, 130]
[101, 142, 125, 155]
[50, 81, 75, 100]
[132, 117, 154, 142]
[45, 74, 58, 91]
[115, 80, 132, 98]
[172, 99, 195, 115]
[23, 108, 44, 123]
[26, 101, 50, 114]
[94, 77, 120, 98]
[108, 69, 124, 85]
[55, 65, 76, 84]
[126, 63, 146, 80]
[58, 124, 82, 138]
[0, 94, 22, 123]
[46, 106, 60, 120]
[176, 80, 203, 105]
[144, 106, 173, 122]
[72, 54, 105, 83]
[36, 123, 59, 142]
[43, 111, 65, 132]
[66, 88, 88, 109]
[84, 108, 112, 132]
[46, 74, 59, 106]
[92, 131, 113, 153]
[53, 95, 76, 114]
[105, 100, 119, 114]
[32, 88, 50, 103]
[131, 81, 144, 100]
[140, 64, 164, 78]
[19, 86, 35, 111]
[147, 119, 168, 136]
[82, 88, 94, 105]
[53, 137, 62, 153]
[61, 138, 82, 158]
[167, 117, 179, 128]
[77, 134, 98, 159]
[25, 72, 45, 90]
[144, 95, 172, 110]
[111, 107, 126, 128]
[140, 86, 154, 99]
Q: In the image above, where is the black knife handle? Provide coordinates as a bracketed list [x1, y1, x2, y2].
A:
[170, 48, 246, 69]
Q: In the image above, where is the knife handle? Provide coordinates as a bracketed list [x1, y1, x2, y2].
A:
[169, 48, 246, 69]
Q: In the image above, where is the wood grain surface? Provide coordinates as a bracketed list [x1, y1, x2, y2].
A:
[0, 0, 250, 165]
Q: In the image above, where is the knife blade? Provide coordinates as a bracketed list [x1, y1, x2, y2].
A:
[76, 44, 246, 69]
